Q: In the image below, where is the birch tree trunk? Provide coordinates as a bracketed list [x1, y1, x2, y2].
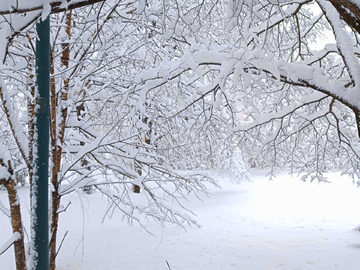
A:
[49, 10, 72, 270]
[0, 160, 26, 270]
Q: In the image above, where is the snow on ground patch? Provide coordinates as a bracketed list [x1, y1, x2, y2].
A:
[1, 171, 360, 269]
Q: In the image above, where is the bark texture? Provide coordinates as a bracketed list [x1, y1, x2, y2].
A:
[0, 159, 27, 270]
[49, 10, 72, 270]
[328, 0, 360, 35]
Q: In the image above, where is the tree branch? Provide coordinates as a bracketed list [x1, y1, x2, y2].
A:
[327, 0, 360, 35]
[0, 0, 106, 16]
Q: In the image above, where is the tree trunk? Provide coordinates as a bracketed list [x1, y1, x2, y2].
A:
[6, 180, 27, 270]
[0, 85, 28, 270]
[49, 11, 72, 270]
[49, 35, 59, 270]
[0, 159, 27, 270]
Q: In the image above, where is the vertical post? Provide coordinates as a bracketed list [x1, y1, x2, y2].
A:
[32, 16, 50, 270]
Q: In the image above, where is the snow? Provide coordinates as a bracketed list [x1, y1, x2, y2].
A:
[2, 171, 360, 269]
[350, 1, 360, 9]
[0, 232, 20, 256]
[0, 79, 29, 161]
[0, 200, 10, 217]
[0, 167, 11, 180]
[136, 0, 146, 14]
[318, 0, 360, 85]
[0, 146, 11, 164]
[233, 92, 327, 132]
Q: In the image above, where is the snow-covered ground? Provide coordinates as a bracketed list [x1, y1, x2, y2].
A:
[2, 170, 360, 269]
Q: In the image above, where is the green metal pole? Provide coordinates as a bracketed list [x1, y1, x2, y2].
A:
[32, 16, 50, 270]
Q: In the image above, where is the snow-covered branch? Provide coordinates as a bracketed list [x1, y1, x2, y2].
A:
[0, 0, 106, 15]
[0, 232, 20, 255]
[318, 0, 360, 85]
[0, 80, 29, 167]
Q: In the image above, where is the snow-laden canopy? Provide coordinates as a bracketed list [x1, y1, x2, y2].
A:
[3, 1, 360, 269]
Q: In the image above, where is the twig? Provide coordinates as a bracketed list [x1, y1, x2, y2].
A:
[55, 231, 68, 258]
[166, 260, 172, 270]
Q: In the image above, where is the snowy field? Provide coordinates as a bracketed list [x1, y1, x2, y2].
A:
[2, 170, 360, 269]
